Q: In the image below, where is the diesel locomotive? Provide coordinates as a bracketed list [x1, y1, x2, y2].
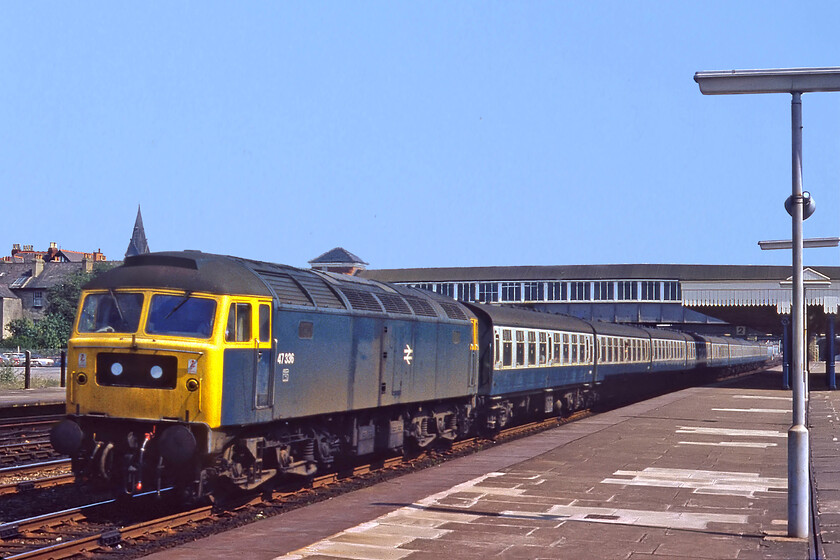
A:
[49, 251, 771, 500]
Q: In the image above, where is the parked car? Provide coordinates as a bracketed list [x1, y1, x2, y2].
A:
[0, 354, 10, 366]
[4, 353, 25, 365]
[32, 357, 55, 367]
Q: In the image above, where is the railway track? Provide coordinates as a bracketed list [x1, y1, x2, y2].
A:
[0, 416, 65, 467]
[0, 459, 73, 496]
[0, 412, 587, 559]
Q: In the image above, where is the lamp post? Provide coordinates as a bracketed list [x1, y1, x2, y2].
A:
[695, 67, 840, 540]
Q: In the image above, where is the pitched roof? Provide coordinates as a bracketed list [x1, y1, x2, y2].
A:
[27, 263, 85, 289]
[308, 247, 368, 266]
[56, 250, 86, 263]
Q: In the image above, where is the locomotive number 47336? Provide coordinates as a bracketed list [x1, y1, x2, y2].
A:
[277, 352, 295, 365]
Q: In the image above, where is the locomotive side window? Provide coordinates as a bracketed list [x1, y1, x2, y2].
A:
[259, 305, 271, 342]
[226, 303, 252, 342]
[502, 329, 512, 367]
[78, 292, 144, 334]
[298, 321, 314, 339]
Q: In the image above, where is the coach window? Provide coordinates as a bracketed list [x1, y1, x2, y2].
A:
[502, 330, 513, 367]
[570, 334, 578, 364]
[528, 331, 537, 366]
[539, 332, 547, 365]
[546, 333, 553, 364]
[494, 331, 500, 365]
[553, 333, 562, 364]
[226, 303, 252, 342]
[515, 331, 525, 366]
[563, 334, 570, 363]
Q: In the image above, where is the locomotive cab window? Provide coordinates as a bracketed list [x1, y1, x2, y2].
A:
[226, 303, 252, 342]
[147, 294, 217, 339]
[78, 291, 144, 334]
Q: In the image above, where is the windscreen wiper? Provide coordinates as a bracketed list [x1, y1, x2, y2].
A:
[108, 289, 125, 322]
[163, 292, 193, 320]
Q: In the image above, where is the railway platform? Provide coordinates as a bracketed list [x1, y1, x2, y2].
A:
[146, 365, 840, 560]
[0, 386, 65, 417]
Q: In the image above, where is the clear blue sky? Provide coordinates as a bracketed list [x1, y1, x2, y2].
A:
[3, 2, 840, 270]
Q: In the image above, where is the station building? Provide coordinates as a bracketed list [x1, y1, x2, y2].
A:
[360, 262, 840, 359]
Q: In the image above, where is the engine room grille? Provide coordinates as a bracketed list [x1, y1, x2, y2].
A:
[257, 270, 314, 307]
[438, 302, 468, 321]
[375, 293, 412, 315]
[339, 288, 385, 313]
[292, 273, 346, 309]
[402, 295, 438, 318]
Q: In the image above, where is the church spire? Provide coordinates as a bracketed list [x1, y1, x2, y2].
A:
[125, 206, 150, 258]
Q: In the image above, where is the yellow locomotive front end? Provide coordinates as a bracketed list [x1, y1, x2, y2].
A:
[51, 287, 229, 497]
[66, 288, 224, 426]
[49, 252, 280, 500]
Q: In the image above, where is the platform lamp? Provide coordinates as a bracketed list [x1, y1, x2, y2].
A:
[695, 67, 840, 540]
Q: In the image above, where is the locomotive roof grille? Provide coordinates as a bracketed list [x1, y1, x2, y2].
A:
[438, 302, 468, 321]
[402, 295, 438, 317]
[340, 288, 385, 313]
[376, 293, 413, 315]
[256, 270, 315, 307]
